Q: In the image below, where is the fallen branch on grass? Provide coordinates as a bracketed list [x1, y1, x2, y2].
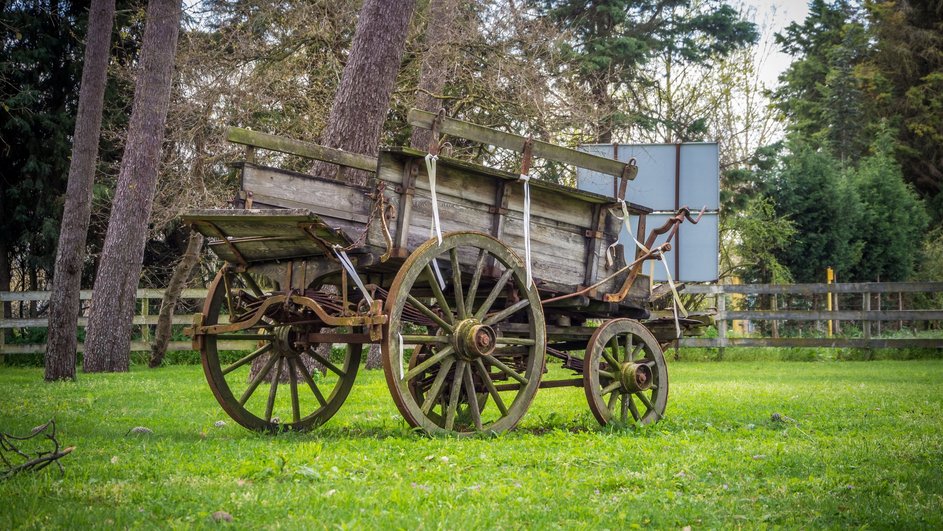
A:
[0, 419, 74, 481]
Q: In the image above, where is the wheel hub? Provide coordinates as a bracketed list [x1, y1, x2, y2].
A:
[272, 326, 303, 356]
[619, 362, 653, 393]
[452, 319, 497, 361]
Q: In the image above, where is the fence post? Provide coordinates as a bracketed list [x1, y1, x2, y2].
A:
[771, 293, 779, 339]
[876, 293, 882, 336]
[863, 293, 871, 341]
[898, 292, 903, 331]
[141, 295, 150, 343]
[717, 290, 726, 359]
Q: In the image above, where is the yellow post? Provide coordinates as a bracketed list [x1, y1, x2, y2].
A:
[826, 267, 834, 337]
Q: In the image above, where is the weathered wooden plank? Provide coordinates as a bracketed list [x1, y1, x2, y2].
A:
[240, 164, 374, 224]
[680, 337, 943, 349]
[721, 310, 943, 321]
[0, 340, 258, 355]
[227, 127, 377, 172]
[0, 289, 206, 302]
[1, 315, 194, 329]
[684, 281, 943, 295]
[407, 109, 634, 179]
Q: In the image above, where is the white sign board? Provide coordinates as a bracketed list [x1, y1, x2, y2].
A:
[577, 143, 719, 282]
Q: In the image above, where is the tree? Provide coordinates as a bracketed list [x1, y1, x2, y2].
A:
[312, 0, 418, 185]
[83, 0, 182, 373]
[769, 143, 863, 283]
[863, 0, 943, 204]
[44, 0, 117, 381]
[1, 1, 87, 299]
[408, 0, 465, 151]
[847, 129, 929, 281]
[773, 0, 871, 162]
[539, 0, 757, 142]
[148, 231, 202, 367]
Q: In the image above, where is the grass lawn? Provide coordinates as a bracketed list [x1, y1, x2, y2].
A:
[1, 359, 942, 529]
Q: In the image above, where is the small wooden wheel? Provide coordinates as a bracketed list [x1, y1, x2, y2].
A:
[382, 232, 546, 435]
[200, 267, 361, 432]
[583, 319, 668, 426]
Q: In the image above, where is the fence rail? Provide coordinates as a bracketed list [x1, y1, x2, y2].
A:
[0, 289, 240, 356]
[2, 281, 942, 355]
[678, 281, 943, 349]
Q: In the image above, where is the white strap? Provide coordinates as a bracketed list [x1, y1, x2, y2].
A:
[332, 245, 373, 305]
[424, 154, 442, 245]
[519, 173, 533, 289]
[430, 258, 446, 291]
[606, 199, 651, 268]
[658, 254, 688, 338]
[398, 332, 405, 380]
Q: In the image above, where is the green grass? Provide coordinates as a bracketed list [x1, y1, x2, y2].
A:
[1, 360, 942, 529]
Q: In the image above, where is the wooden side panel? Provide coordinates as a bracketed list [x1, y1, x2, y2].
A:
[241, 164, 374, 225]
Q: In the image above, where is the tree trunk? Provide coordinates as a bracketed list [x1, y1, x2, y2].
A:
[311, 0, 417, 185]
[83, 0, 182, 373]
[44, 0, 117, 381]
[148, 231, 202, 367]
[408, 0, 463, 151]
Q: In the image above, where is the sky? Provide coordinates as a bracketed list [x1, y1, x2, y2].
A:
[741, 0, 811, 87]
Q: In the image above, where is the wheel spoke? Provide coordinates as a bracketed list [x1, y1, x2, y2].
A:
[264, 356, 283, 422]
[607, 390, 619, 413]
[463, 363, 483, 430]
[494, 337, 536, 346]
[484, 355, 528, 385]
[599, 370, 619, 380]
[473, 268, 514, 320]
[404, 345, 454, 382]
[629, 343, 643, 362]
[620, 394, 629, 423]
[400, 334, 449, 344]
[295, 359, 327, 407]
[627, 394, 642, 421]
[635, 391, 656, 415]
[483, 298, 530, 326]
[450, 248, 467, 319]
[421, 357, 455, 414]
[239, 353, 278, 406]
[445, 360, 466, 431]
[287, 358, 301, 424]
[600, 380, 621, 396]
[425, 263, 453, 324]
[305, 349, 346, 377]
[465, 249, 488, 315]
[407, 294, 454, 333]
[474, 358, 507, 416]
[623, 334, 634, 362]
[608, 335, 621, 364]
[601, 350, 620, 370]
[222, 343, 272, 375]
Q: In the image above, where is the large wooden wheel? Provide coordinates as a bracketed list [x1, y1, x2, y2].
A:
[583, 319, 668, 426]
[200, 267, 361, 432]
[382, 232, 546, 435]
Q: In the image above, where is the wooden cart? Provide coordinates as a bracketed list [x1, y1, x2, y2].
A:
[184, 110, 705, 435]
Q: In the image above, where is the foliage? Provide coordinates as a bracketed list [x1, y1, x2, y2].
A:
[847, 128, 929, 281]
[721, 195, 795, 284]
[538, 0, 758, 143]
[769, 143, 862, 283]
[1, 362, 942, 527]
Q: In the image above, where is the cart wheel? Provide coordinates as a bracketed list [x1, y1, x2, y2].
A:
[583, 319, 668, 426]
[200, 267, 361, 432]
[382, 232, 545, 435]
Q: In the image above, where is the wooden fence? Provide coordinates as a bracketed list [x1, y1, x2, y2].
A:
[2, 281, 942, 356]
[0, 289, 213, 356]
[678, 281, 943, 349]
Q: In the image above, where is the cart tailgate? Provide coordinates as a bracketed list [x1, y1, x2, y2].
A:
[182, 208, 352, 264]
